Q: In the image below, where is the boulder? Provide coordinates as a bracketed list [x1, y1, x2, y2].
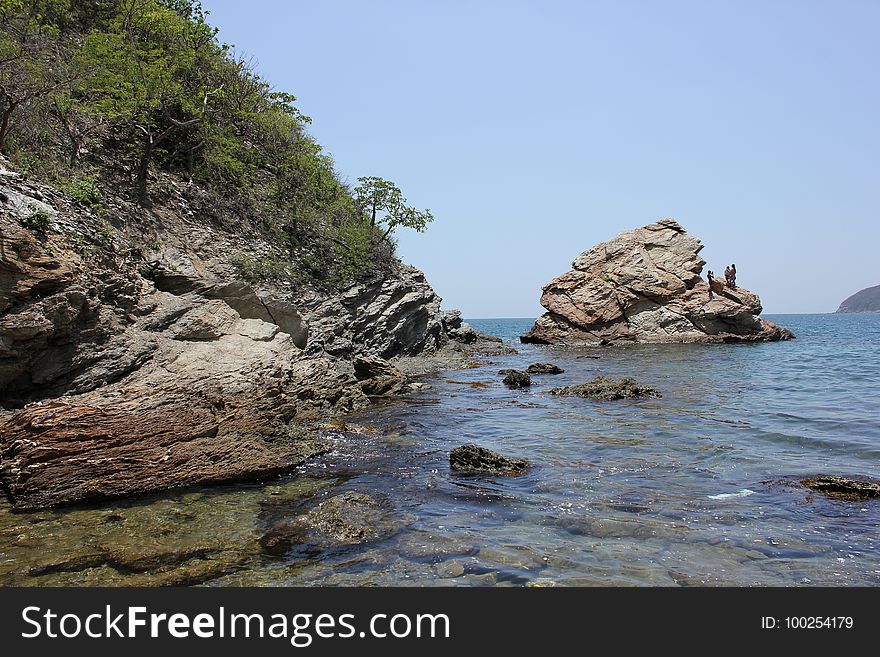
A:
[521, 219, 794, 344]
[449, 444, 529, 476]
[551, 376, 660, 400]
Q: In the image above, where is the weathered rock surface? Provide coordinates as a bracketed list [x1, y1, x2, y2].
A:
[521, 219, 794, 344]
[449, 444, 529, 476]
[526, 363, 564, 374]
[502, 370, 532, 388]
[353, 354, 407, 395]
[800, 475, 880, 501]
[551, 377, 660, 400]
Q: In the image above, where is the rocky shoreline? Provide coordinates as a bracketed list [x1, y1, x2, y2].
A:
[0, 167, 502, 510]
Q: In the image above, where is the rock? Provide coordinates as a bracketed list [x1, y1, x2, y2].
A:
[521, 218, 794, 344]
[551, 376, 660, 400]
[0, 165, 472, 509]
[526, 362, 564, 374]
[836, 284, 880, 313]
[260, 492, 412, 555]
[449, 444, 529, 476]
[502, 370, 531, 387]
[800, 475, 880, 500]
[352, 354, 407, 395]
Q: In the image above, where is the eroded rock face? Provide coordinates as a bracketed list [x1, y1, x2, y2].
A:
[521, 219, 794, 344]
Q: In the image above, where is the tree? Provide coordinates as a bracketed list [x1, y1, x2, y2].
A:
[353, 176, 433, 240]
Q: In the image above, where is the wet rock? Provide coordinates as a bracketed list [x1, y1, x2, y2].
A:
[521, 218, 794, 344]
[551, 376, 660, 400]
[449, 444, 529, 476]
[260, 492, 412, 555]
[434, 559, 466, 578]
[502, 370, 531, 388]
[526, 362, 564, 374]
[396, 531, 477, 560]
[800, 475, 880, 501]
[353, 354, 407, 395]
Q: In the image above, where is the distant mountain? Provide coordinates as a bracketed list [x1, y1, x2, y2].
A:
[836, 285, 880, 313]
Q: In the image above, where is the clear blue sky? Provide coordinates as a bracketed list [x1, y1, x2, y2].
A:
[204, 0, 878, 317]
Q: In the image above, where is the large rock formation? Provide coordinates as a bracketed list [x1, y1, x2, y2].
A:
[0, 169, 485, 508]
[521, 219, 793, 344]
[836, 284, 880, 313]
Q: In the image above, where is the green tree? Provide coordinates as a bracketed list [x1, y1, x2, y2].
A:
[353, 176, 433, 240]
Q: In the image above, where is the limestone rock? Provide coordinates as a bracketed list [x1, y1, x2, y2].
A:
[521, 219, 794, 344]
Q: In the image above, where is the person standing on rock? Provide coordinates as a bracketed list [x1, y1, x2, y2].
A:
[728, 264, 737, 288]
[707, 271, 715, 299]
[724, 266, 732, 287]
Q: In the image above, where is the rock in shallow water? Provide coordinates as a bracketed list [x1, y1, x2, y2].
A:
[260, 492, 414, 555]
[449, 444, 529, 476]
[551, 376, 660, 400]
[502, 370, 531, 388]
[800, 475, 880, 501]
[526, 362, 564, 374]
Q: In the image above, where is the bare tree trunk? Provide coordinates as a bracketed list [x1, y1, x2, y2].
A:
[136, 137, 153, 207]
[0, 101, 17, 156]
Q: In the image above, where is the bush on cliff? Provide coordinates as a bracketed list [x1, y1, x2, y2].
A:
[0, 0, 424, 289]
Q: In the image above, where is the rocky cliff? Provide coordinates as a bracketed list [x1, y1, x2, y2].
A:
[836, 284, 880, 313]
[0, 166, 486, 509]
[521, 219, 793, 345]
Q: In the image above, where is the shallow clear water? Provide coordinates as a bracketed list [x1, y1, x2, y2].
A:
[1, 314, 878, 586]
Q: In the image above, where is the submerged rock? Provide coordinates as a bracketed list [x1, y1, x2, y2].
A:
[502, 370, 531, 388]
[800, 475, 880, 501]
[260, 492, 412, 555]
[526, 362, 564, 374]
[551, 376, 660, 400]
[521, 218, 794, 345]
[449, 444, 529, 476]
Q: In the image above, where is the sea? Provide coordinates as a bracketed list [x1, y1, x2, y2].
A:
[1, 313, 878, 586]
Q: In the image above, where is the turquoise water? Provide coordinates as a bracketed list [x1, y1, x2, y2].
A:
[2, 313, 878, 586]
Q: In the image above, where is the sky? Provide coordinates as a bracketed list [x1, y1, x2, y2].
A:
[204, 0, 878, 317]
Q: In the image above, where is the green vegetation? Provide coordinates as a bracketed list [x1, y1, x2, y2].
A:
[0, 0, 433, 288]
[18, 204, 50, 235]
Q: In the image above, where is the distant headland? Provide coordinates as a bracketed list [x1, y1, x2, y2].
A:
[836, 285, 880, 313]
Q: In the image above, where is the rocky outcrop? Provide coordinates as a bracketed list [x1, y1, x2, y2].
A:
[0, 169, 482, 508]
[521, 219, 794, 344]
[551, 377, 660, 401]
[449, 444, 528, 476]
[836, 284, 880, 313]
